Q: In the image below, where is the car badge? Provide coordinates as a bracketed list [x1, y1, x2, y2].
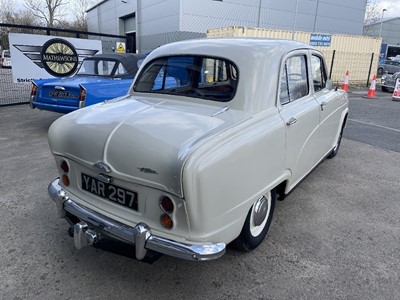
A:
[54, 86, 66, 90]
[138, 167, 158, 175]
[93, 162, 111, 173]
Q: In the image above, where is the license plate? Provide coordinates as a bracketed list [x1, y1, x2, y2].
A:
[49, 90, 78, 99]
[81, 173, 138, 211]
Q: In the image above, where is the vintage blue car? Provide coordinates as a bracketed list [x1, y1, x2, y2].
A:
[30, 53, 146, 114]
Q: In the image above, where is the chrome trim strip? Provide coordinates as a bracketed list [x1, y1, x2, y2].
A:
[212, 106, 229, 117]
[48, 178, 226, 261]
[95, 173, 112, 184]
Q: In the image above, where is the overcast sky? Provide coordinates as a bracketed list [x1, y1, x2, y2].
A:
[376, 0, 400, 18]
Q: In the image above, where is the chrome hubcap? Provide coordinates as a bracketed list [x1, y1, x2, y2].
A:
[250, 193, 271, 237]
[253, 196, 268, 227]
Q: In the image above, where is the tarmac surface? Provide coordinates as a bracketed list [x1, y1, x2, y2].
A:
[0, 92, 399, 299]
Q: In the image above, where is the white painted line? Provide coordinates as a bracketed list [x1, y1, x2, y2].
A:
[348, 118, 400, 133]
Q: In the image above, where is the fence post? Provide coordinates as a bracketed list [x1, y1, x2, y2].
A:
[329, 50, 335, 79]
[367, 53, 374, 87]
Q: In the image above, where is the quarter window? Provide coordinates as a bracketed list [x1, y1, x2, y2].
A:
[280, 55, 309, 104]
[311, 55, 327, 92]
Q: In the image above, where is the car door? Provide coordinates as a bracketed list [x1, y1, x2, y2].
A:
[394, 61, 400, 73]
[310, 52, 343, 159]
[278, 51, 321, 189]
[387, 61, 396, 74]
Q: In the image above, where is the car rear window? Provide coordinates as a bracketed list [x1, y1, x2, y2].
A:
[134, 55, 238, 102]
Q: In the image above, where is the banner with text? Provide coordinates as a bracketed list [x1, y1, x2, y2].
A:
[9, 33, 102, 83]
[310, 34, 332, 47]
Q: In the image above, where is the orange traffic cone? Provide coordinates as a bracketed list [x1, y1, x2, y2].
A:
[363, 75, 377, 99]
[341, 70, 349, 92]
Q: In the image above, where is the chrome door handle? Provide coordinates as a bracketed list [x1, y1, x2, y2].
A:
[286, 117, 297, 126]
[320, 101, 327, 111]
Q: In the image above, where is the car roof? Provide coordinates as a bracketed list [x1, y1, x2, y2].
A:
[141, 38, 316, 111]
[84, 53, 147, 76]
[146, 38, 313, 64]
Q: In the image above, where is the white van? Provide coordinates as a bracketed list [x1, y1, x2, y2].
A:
[1, 50, 11, 68]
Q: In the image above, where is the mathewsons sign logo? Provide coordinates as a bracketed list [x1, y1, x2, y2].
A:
[9, 33, 102, 83]
[41, 38, 79, 77]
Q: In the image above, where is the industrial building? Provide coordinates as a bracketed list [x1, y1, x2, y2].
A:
[363, 17, 400, 62]
[87, 0, 367, 54]
[363, 17, 400, 46]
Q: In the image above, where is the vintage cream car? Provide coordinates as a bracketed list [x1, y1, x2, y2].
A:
[48, 38, 349, 261]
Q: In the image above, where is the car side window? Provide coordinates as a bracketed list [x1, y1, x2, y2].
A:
[280, 55, 309, 104]
[99, 61, 116, 76]
[115, 63, 128, 76]
[311, 55, 327, 92]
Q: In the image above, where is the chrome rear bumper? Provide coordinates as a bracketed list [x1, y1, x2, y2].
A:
[48, 178, 225, 261]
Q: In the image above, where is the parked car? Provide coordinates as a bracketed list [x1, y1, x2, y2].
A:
[0, 50, 11, 68]
[389, 55, 400, 62]
[377, 59, 400, 75]
[48, 38, 349, 261]
[30, 53, 146, 114]
[381, 72, 400, 92]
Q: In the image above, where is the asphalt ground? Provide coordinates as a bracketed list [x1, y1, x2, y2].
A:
[0, 92, 399, 299]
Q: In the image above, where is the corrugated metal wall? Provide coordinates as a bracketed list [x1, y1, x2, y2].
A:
[363, 18, 400, 46]
[208, 26, 382, 85]
[180, 0, 366, 35]
[139, 31, 205, 54]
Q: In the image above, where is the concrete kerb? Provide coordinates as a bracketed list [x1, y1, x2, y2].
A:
[347, 87, 389, 99]
[346, 80, 388, 99]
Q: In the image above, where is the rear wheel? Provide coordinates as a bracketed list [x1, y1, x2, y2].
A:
[328, 125, 344, 159]
[377, 67, 384, 75]
[233, 190, 276, 251]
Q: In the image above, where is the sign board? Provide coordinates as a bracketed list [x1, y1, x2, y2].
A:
[309, 34, 332, 47]
[9, 33, 102, 83]
[116, 42, 126, 53]
[379, 43, 388, 63]
[393, 78, 400, 101]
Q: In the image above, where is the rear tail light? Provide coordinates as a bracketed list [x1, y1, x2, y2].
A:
[61, 175, 70, 186]
[159, 196, 174, 229]
[31, 84, 38, 98]
[160, 196, 174, 213]
[160, 214, 173, 229]
[60, 160, 70, 186]
[79, 86, 86, 108]
[60, 160, 69, 173]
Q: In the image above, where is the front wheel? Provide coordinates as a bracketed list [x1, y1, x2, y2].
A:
[233, 190, 276, 251]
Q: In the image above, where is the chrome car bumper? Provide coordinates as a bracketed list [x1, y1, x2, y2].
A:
[48, 178, 226, 261]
